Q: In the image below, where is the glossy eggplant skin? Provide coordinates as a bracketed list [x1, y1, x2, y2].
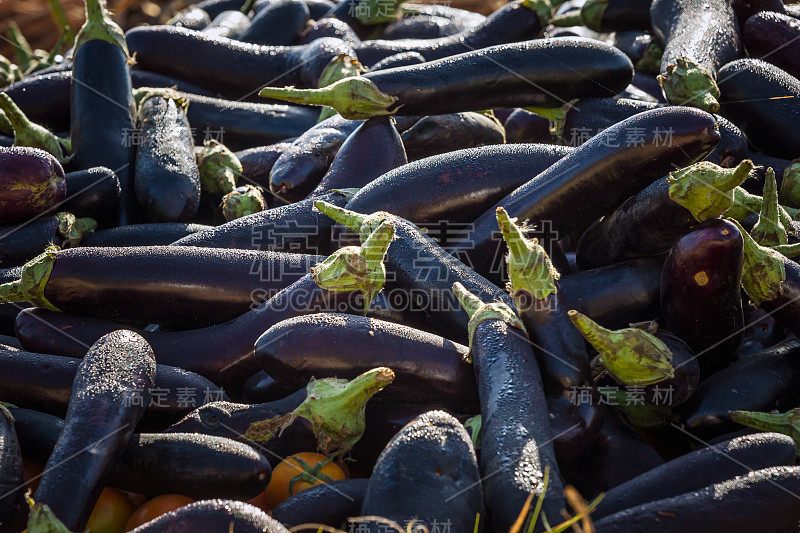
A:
[173, 189, 351, 254]
[38, 246, 323, 328]
[369, 51, 426, 70]
[718, 59, 800, 159]
[381, 15, 471, 40]
[236, 143, 292, 188]
[345, 144, 572, 225]
[651, 0, 741, 80]
[472, 317, 565, 530]
[3, 70, 71, 131]
[271, 479, 369, 529]
[354, 0, 544, 65]
[182, 93, 317, 151]
[134, 95, 201, 222]
[241, 371, 296, 403]
[661, 219, 744, 376]
[0, 147, 66, 225]
[503, 108, 556, 144]
[131, 70, 217, 96]
[613, 31, 659, 73]
[254, 313, 476, 411]
[594, 466, 800, 533]
[400, 112, 505, 162]
[62, 167, 121, 227]
[16, 274, 369, 389]
[734, 0, 786, 22]
[0, 348, 227, 430]
[129, 500, 290, 533]
[586, 0, 652, 31]
[744, 12, 800, 80]
[81, 222, 212, 247]
[241, 0, 310, 45]
[307, 117, 407, 197]
[517, 290, 603, 463]
[575, 178, 695, 269]
[362, 38, 633, 115]
[126, 26, 355, 98]
[34, 331, 156, 531]
[562, 256, 665, 329]
[300, 18, 362, 47]
[71, 40, 137, 226]
[447, 107, 719, 279]
[593, 432, 797, 520]
[356, 411, 483, 533]
[561, 407, 664, 499]
[0, 405, 24, 532]
[268, 115, 361, 203]
[680, 338, 800, 438]
[0, 216, 66, 268]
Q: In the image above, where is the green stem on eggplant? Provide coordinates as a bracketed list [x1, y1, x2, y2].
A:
[568, 310, 674, 386]
[658, 57, 721, 113]
[310, 219, 395, 309]
[728, 187, 797, 230]
[6, 22, 34, 73]
[778, 160, 800, 210]
[196, 140, 241, 195]
[452, 281, 527, 360]
[75, 0, 130, 59]
[667, 159, 753, 222]
[523, 99, 577, 141]
[0, 93, 70, 163]
[549, 11, 582, 27]
[0, 54, 21, 92]
[26, 494, 74, 533]
[495, 206, 559, 301]
[751, 168, 788, 246]
[729, 408, 800, 454]
[57, 212, 97, 248]
[0, 245, 60, 311]
[728, 218, 785, 307]
[245, 367, 395, 457]
[259, 77, 399, 120]
[464, 415, 482, 450]
[314, 199, 400, 242]
[240, 0, 258, 13]
[317, 54, 365, 123]
[637, 39, 664, 75]
[221, 185, 267, 221]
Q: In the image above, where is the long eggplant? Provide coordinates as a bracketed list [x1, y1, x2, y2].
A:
[717, 59, 800, 160]
[70, 0, 137, 226]
[651, 0, 742, 112]
[259, 37, 634, 118]
[446, 107, 719, 279]
[240, 0, 310, 45]
[0, 246, 323, 328]
[400, 111, 505, 162]
[3, 71, 71, 132]
[550, 0, 652, 32]
[271, 478, 368, 529]
[236, 142, 293, 188]
[81, 222, 212, 247]
[0, 405, 24, 532]
[0, 147, 65, 225]
[0, 213, 96, 268]
[126, 25, 356, 98]
[0, 348, 227, 430]
[744, 12, 800, 80]
[369, 51, 426, 70]
[61, 167, 120, 227]
[254, 313, 476, 410]
[32, 330, 156, 531]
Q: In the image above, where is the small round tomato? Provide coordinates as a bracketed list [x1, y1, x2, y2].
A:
[124, 494, 194, 531]
[266, 452, 347, 508]
[84, 488, 133, 533]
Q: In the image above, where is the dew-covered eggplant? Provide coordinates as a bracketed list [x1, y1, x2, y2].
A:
[240, 0, 310, 45]
[127, 500, 289, 533]
[0, 405, 24, 532]
[271, 479, 368, 529]
[400, 112, 505, 161]
[0, 213, 96, 268]
[81, 222, 212, 247]
[0, 146, 65, 225]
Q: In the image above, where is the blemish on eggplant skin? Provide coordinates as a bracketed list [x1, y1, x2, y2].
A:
[694, 271, 709, 286]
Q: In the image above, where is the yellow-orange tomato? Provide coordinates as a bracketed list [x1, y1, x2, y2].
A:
[266, 452, 347, 508]
[124, 494, 194, 531]
[84, 488, 133, 533]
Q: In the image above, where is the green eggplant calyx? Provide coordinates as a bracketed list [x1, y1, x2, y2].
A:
[658, 57, 720, 113]
[730, 408, 800, 453]
[548, 11, 583, 27]
[75, 0, 131, 60]
[313, 200, 404, 243]
[667, 159, 754, 222]
[751, 168, 788, 246]
[56, 212, 97, 248]
[636, 39, 664, 76]
[246, 367, 395, 457]
[197, 139, 241, 195]
[259, 78, 399, 120]
[779, 160, 800, 209]
[133, 87, 189, 116]
[26, 493, 75, 533]
[453, 282, 527, 362]
[317, 54, 364, 123]
[221, 185, 266, 221]
[311, 220, 395, 310]
[524, 100, 577, 142]
[0, 93, 70, 163]
[771, 242, 800, 258]
[568, 310, 674, 386]
[0, 246, 60, 311]
[729, 218, 786, 307]
[729, 187, 798, 232]
[521, 0, 554, 25]
[495, 206, 559, 303]
[581, 0, 609, 31]
[464, 414, 482, 450]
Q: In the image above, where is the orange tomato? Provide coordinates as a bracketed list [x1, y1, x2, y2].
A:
[124, 494, 194, 531]
[266, 452, 347, 508]
[84, 488, 133, 533]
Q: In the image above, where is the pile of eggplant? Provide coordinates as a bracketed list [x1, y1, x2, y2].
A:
[2, 0, 800, 530]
